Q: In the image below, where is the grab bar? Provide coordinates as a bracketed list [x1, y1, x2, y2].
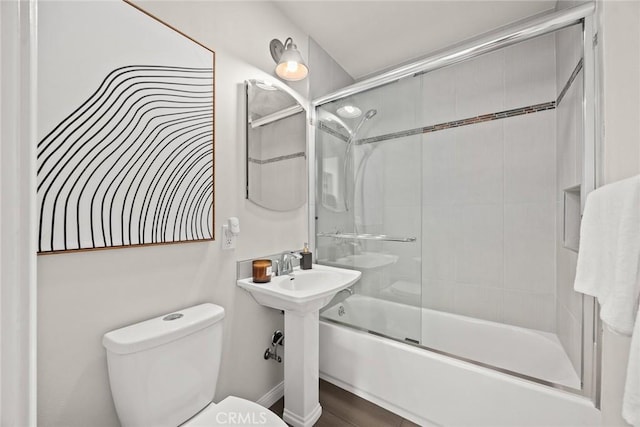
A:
[317, 232, 416, 242]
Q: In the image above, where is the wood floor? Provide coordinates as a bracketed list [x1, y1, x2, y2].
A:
[269, 380, 420, 427]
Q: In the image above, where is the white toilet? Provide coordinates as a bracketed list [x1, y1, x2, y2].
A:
[102, 303, 286, 427]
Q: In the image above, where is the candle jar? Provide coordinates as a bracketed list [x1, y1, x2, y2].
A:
[252, 259, 272, 283]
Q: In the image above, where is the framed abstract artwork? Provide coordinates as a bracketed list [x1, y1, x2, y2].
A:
[37, 0, 215, 253]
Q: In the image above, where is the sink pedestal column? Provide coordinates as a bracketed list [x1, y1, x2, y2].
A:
[282, 310, 322, 427]
[236, 265, 361, 426]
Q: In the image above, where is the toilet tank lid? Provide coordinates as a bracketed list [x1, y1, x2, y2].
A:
[102, 303, 225, 355]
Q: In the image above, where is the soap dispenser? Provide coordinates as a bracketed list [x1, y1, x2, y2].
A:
[300, 242, 312, 270]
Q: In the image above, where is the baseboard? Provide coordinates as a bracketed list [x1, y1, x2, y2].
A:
[256, 381, 284, 409]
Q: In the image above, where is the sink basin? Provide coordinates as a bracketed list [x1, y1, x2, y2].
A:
[237, 264, 361, 313]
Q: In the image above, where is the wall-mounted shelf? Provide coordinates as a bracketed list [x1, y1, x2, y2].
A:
[317, 232, 417, 243]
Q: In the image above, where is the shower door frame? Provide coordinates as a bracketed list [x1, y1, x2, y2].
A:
[308, 2, 601, 405]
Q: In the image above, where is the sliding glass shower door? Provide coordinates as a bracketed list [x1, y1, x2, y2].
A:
[316, 22, 589, 391]
[316, 77, 423, 343]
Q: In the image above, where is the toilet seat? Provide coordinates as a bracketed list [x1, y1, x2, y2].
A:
[182, 396, 286, 427]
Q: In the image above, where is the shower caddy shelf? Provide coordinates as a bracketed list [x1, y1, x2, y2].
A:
[317, 232, 416, 242]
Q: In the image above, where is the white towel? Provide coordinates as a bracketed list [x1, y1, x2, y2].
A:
[574, 174, 640, 426]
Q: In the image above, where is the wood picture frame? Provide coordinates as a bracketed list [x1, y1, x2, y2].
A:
[37, 0, 215, 254]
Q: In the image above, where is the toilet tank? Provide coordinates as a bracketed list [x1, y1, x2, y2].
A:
[103, 303, 225, 427]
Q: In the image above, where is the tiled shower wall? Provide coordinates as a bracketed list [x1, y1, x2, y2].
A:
[419, 34, 558, 332]
[555, 23, 585, 374]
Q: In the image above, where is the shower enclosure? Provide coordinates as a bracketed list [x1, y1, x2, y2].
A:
[313, 3, 598, 401]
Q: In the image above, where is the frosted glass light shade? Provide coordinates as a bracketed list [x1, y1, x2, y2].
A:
[275, 44, 308, 81]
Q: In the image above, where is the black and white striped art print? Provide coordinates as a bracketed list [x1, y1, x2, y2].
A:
[37, 1, 214, 253]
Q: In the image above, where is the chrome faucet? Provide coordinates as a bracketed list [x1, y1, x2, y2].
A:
[277, 251, 302, 276]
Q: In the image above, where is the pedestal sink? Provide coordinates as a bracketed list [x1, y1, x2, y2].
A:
[237, 264, 361, 427]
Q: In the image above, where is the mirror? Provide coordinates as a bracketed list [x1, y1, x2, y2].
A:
[245, 79, 307, 211]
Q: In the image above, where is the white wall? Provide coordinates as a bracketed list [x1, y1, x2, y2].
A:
[308, 37, 354, 100]
[37, 2, 311, 426]
[598, 1, 640, 426]
[132, 1, 309, 100]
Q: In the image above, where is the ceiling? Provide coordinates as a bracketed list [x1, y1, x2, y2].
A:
[274, 1, 557, 79]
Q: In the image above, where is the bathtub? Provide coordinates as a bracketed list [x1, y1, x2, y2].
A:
[319, 294, 600, 426]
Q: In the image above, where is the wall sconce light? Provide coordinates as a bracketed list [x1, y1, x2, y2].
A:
[270, 37, 309, 81]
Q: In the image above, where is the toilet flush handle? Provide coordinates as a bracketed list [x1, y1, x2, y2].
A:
[163, 313, 184, 321]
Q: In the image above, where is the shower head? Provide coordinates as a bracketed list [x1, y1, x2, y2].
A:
[350, 109, 378, 140]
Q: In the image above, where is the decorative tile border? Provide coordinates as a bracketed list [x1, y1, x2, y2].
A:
[317, 58, 583, 146]
[556, 58, 583, 106]
[357, 101, 556, 145]
[248, 151, 305, 165]
[317, 122, 349, 142]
